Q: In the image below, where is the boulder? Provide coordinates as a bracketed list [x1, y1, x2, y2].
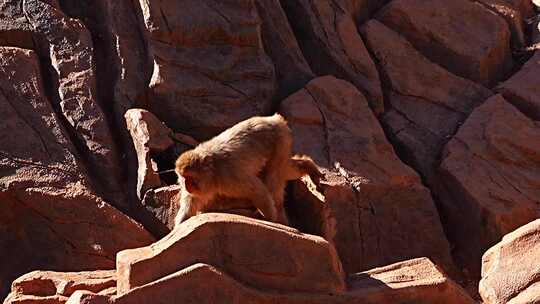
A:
[347, 258, 475, 304]
[280, 0, 384, 114]
[4, 270, 115, 304]
[360, 20, 492, 182]
[116, 213, 346, 295]
[280, 76, 454, 274]
[125, 109, 174, 198]
[0, 47, 154, 299]
[139, 0, 276, 139]
[140, 185, 181, 230]
[480, 219, 540, 304]
[65, 258, 473, 304]
[23, 0, 124, 207]
[477, 0, 535, 49]
[377, 0, 513, 86]
[497, 51, 540, 121]
[437, 94, 540, 276]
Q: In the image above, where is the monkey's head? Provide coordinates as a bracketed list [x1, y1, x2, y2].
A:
[175, 149, 214, 196]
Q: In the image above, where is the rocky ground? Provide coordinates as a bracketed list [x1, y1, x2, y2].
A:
[0, 0, 539, 303]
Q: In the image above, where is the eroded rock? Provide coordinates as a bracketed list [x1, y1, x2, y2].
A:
[23, 0, 124, 208]
[64, 258, 473, 304]
[377, 0, 513, 86]
[117, 213, 346, 295]
[125, 109, 174, 198]
[140, 185, 181, 230]
[280, 76, 454, 274]
[140, 0, 276, 139]
[438, 94, 540, 276]
[254, 0, 314, 101]
[480, 219, 540, 304]
[497, 51, 540, 121]
[0, 47, 154, 299]
[281, 0, 384, 114]
[4, 270, 115, 304]
[361, 20, 492, 182]
[477, 0, 535, 49]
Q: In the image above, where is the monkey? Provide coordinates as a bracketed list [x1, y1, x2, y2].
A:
[174, 113, 322, 227]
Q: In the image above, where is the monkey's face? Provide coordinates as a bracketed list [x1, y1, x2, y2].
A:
[175, 150, 212, 196]
[182, 171, 201, 194]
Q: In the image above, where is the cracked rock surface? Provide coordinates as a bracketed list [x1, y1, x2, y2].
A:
[1, 0, 539, 302]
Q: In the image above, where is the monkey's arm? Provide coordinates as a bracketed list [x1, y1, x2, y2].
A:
[174, 191, 197, 227]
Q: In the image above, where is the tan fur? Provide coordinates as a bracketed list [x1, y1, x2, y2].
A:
[174, 113, 322, 226]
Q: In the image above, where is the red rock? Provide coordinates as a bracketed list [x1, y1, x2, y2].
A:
[140, 185, 181, 230]
[280, 76, 454, 274]
[66, 258, 473, 304]
[56, 0, 157, 213]
[66, 291, 110, 304]
[139, 0, 275, 139]
[280, 0, 384, 114]
[480, 219, 540, 304]
[0, 1, 34, 49]
[125, 109, 174, 198]
[345, 0, 392, 23]
[4, 270, 115, 304]
[377, 0, 513, 86]
[116, 213, 346, 295]
[23, 0, 124, 208]
[0, 47, 154, 299]
[254, 0, 315, 101]
[438, 94, 540, 276]
[477, 0, 534, 49]
[360, 20, 492, 181]
[497, 51, 540, 121]
[348, 258, 475, 304]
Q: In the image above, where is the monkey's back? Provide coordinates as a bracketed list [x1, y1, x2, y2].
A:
[196, 114, 292, 175]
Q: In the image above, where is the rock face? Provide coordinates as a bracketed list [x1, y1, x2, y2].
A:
[1, 0, 539, 301]
[140, 0, 276, 139]
[497, 51, 540, 121]
[437, 95, 540, 276]
[280, 76, 453, 274]
[477, 0, 535, 49]
[112, 258, 474, 304]
[0, 46, 154, 298]
[4, 270, 116, 304]
[480, 219, 540, 304]
[117, 213, 346, 295]
[13, 257, 474, 304]
[377, 0, 513, 86]
[361, 20, 492, 182]
[254, 0, 315, 101]
[23, 0, 124, 206]
[281, 0, 384, 114]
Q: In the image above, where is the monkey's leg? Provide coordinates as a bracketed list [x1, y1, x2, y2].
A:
[287, 155, 323, 184]
[222, 175, 278, 222]
[262, 153, 290, 225]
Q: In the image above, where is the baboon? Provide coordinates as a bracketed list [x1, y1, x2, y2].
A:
[174, 113, 322, 226]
